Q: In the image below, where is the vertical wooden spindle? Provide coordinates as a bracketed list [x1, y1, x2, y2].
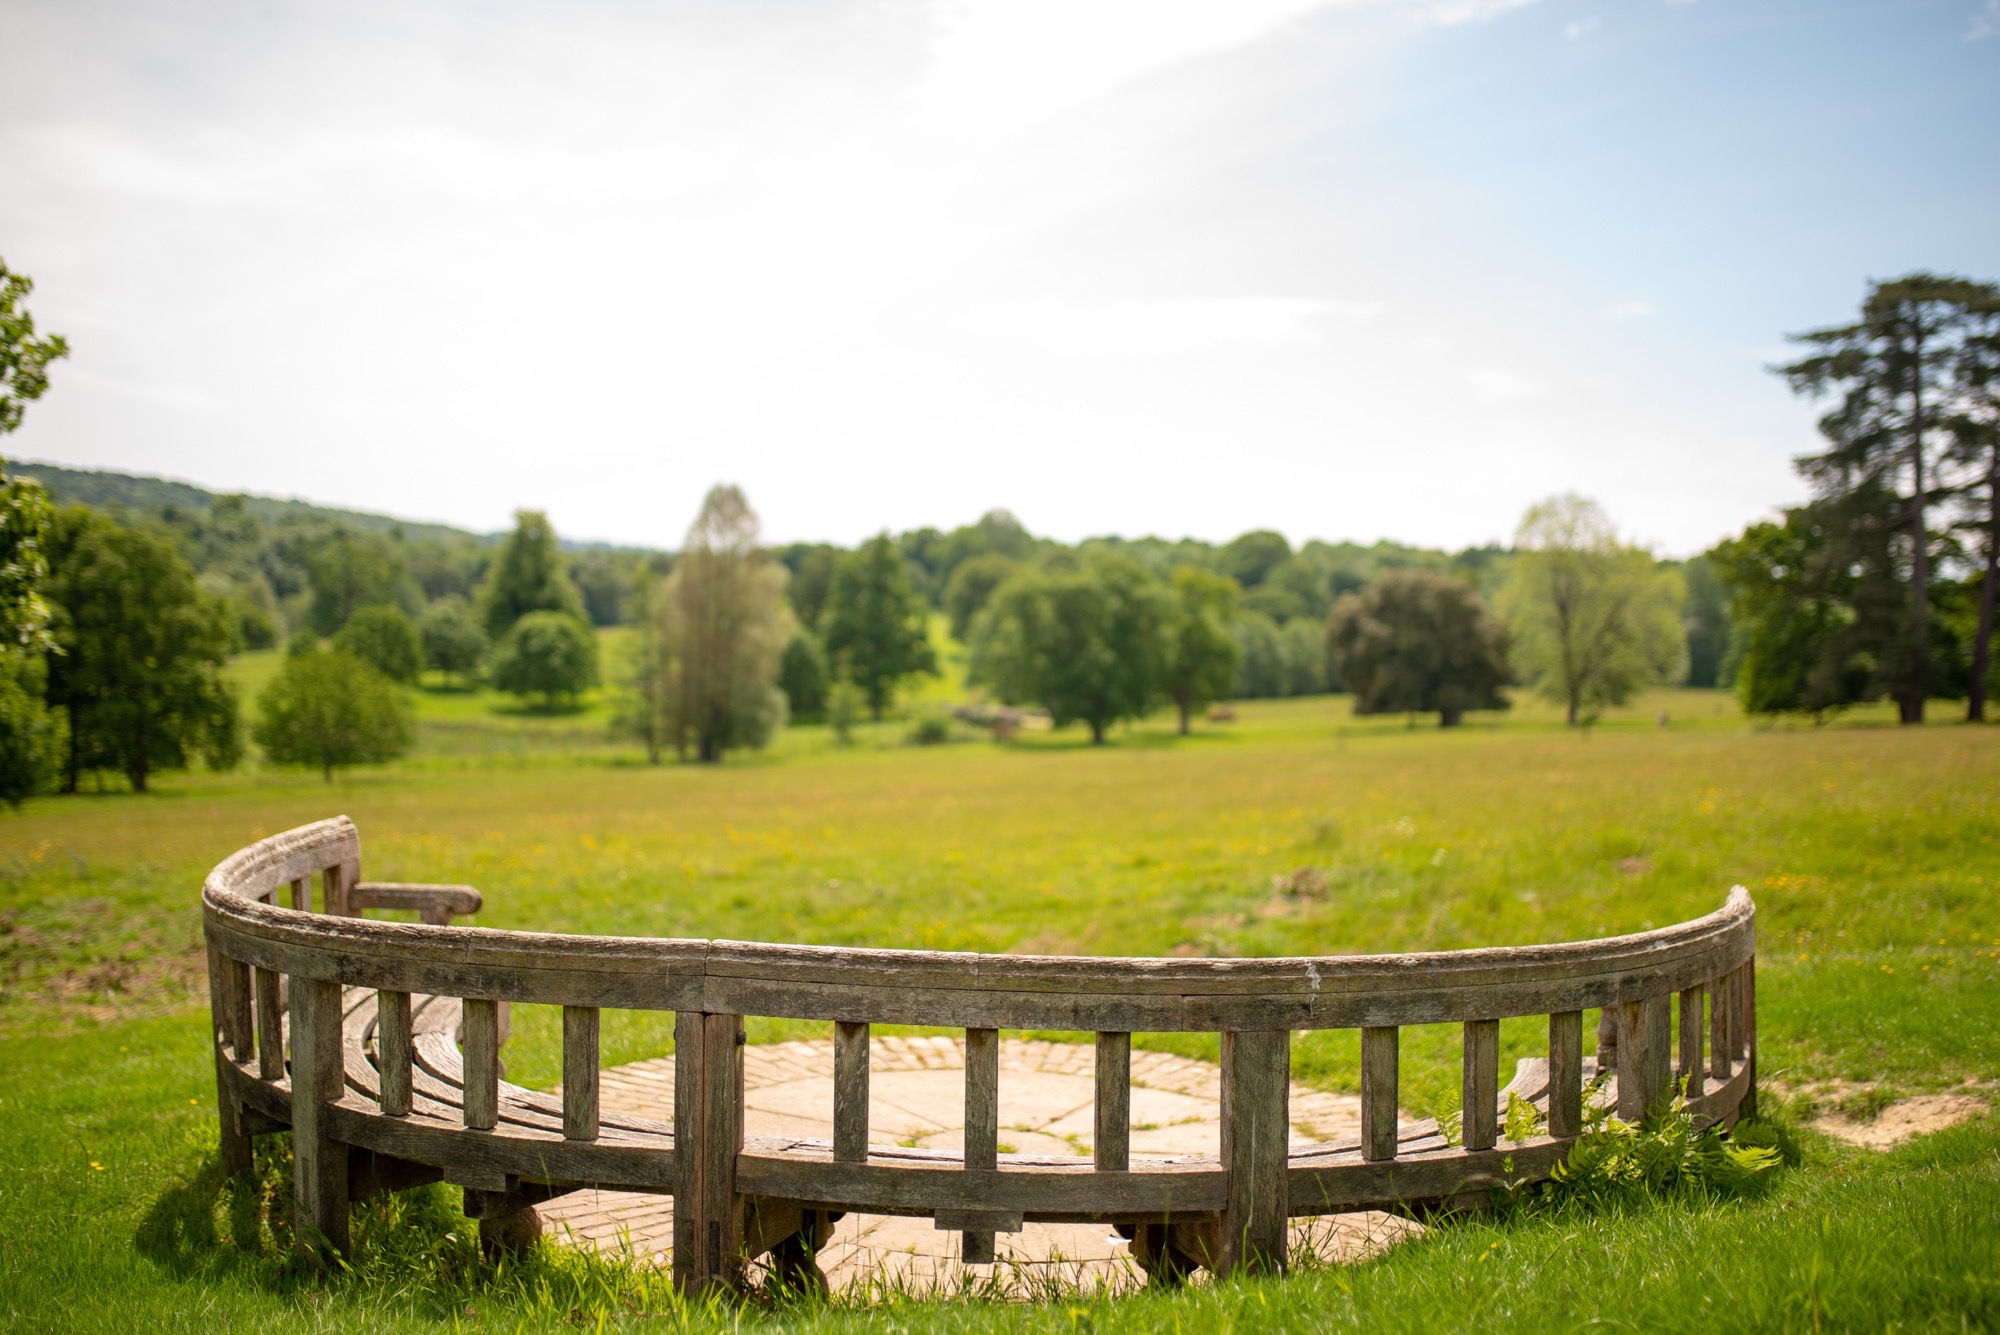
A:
[1548, 1010, 1583, 1138]
[1461, 1019, 1499, 1151]
[673, 1011, 746, 1295]
[255, 967, 284, 1080]
[1710, 972, 1733, 1081]
[461, 998, 500, 1130]
[563, 1005, 600, 1141]
[222, 955, 254, 1062]
[378, 990, 413, 1116]
[323, 860, 356, 917]
[1677, 986, 1704, 1096]
[1220, 1029, 1290, 1275]
[834, 1021, 870, 1162]
[1360, 1026, 1399, 1161]
[962, 1027, 1000, 1264]
[1725, 966, 1745, 1064]
[1094, 1031, 1130, 1173]
[290, 875, 310, 911]
[1615, 995, 1672, 1122]
[207, 942, 253, 1180]
[289, 975, 350, 1257]
[1738, 958, 1758, 1119]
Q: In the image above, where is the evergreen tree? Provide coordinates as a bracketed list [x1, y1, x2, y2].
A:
[255, 646, 414, 781]
[1160, 566, 1240, 734]
[969, 554, 1170, 744]
[480, 509, 586, 639]
[1947, 295, 2000, 720]
[42, 508, 241, 791]
[1327, 569, 1509, 727]
[823, 534, 937, 720]
[1775, 273, 2000, 722]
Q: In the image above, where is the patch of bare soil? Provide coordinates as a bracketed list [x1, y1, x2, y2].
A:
[1814, 1094, 1989, 1150]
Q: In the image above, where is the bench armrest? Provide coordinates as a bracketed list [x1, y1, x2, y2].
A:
[351, 881, 484, 926]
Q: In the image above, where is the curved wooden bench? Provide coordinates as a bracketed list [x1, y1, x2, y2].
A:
[205, 817, 1757, 1291]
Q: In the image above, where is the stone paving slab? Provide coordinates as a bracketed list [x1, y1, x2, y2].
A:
[537, 1037, 1419, 1294]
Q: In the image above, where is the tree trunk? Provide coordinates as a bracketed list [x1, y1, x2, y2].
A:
[1439, 707, 1463, 728]
[1089, 719, 1106, 745]
[1972, 464, 1999, 724]
[61, 699, 80, 794]
[1177, 696, 1191, 736]
[1566, 689, 1579, 728]
[1904, 329, 1930, 724]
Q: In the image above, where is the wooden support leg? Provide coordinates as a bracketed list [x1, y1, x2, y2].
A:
[290, 975, 351, 1260]
[673, 1011, 745, 1296]
[1548, 1011, 1583, 1139]
[1614, 995, 1671, 1124]
[207, 943, 254, 1181]
[1219, 1029, 1289, 1277]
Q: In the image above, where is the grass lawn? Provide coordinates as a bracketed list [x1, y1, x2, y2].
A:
[0, 678, 1995, 1329]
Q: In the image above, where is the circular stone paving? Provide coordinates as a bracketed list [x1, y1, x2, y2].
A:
[537, 1036, 1422, 1294]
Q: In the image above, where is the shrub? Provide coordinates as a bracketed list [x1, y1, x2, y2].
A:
[490, 611, 598, 710]
[906, 711, 952, 746]
[418, 596, 487, 687]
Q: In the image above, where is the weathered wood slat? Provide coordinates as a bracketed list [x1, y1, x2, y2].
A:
[1615, 994, 1672, 1122]
[1461, 1019, 1499, 1151]
[351, 881, 483, 925]
[563, 1006, 600, 1142]
[1677, 986, 1704, 1093]
[255, 968, 285, 1081]
[962, 1026, 1000, 1263]
[377, 990, 413, 1116]
[674, 1012, 745, 1295]
[290, 975, 350, 1258]
[1710, 968, 1733, 1080]
[1094, 1031, 1130, 1174]
[1547, 1010, 1582, 1139]
[461, 999, 500, 1131]
[1360, 1026, 1398, 1162]
[222, 955, 254, 1063]
[834, 1021, 869, 1164]
[1220, 1029, 1288, 1274]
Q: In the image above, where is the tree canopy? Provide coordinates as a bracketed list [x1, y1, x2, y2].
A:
[969, 553, 1170, 744]
[490, 610, 599, 710]
[1160, 566, 1240, 734]
[823, 534, 936, 720]
[1497, 496, 1684, 726]
[42, 508, 241, 791]
[334, 604, 423, 684]
[0, 260, 68, 437]
[254, 646, 414, 781]
[419, 595, 488, 686]
[480, 510, 586, 639]
[1327, 568, 1509, 727]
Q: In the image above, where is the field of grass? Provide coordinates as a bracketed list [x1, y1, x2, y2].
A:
[0, 674, 1995, 1329]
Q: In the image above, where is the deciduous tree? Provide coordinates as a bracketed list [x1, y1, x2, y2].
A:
[1160, 567, 1240, 734]
[334, 604, 423, 683]
[490, 610, 599, 710]
[1327, 569, 1509, 727]
[419, 596, 488, 687]
[42, 508, 241, 791]
[1497, 496, 1685, 726]
[969, 554, 1169, 744]
[0, 260, 68, 436]
[254, 646, 414, 781]
[823, 534, 936, 720]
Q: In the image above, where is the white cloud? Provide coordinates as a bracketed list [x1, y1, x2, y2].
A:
[952, 296, 1362, 357]
[1603, 300, 1655, 320]
[1423, 0, 1538, 28]
[912, 0, 1341, 138]
[1467, 367, 1545, 400]
[1968, 0, 1999, 40]
[1564, 16, 1601, 38]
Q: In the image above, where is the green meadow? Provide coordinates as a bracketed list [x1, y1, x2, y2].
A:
[1, 665, 1996, 1330]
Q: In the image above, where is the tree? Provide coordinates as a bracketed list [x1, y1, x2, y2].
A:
[635, 486, 793, 763]
[1497, 496, 1685, 726]
[1232, 611, 1286, 698]
[41, 509, 241, 791]
[1947, 294, 2000, 720]
[490, 610, 599, 710]
[1680, 555, 1732, 688]
[1160, 567, 1240, 734]
[1775, 274, 2000, 722]
[1220, 530, 1291, 589]
[254, 647, 414, 781]
[334, 604, 422, 683]
[1327, 569, 1510, 727]
[0, 458, 60, 806]
[1279, 616, 1329, 696]
[0, 260, 69, 436]
[778, 631, 828, 721]
[480, 510, 586, 639]
[419, 596, 487, 687]
[303, 526, 418, 635]
[823, 534, 937, 720]
[943, 553, 1022, 642]
[779, 544, 839, 631]
[968, 554, 1170, 744]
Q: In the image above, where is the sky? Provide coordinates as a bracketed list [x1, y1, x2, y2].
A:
[1, 0, 1996, 555]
